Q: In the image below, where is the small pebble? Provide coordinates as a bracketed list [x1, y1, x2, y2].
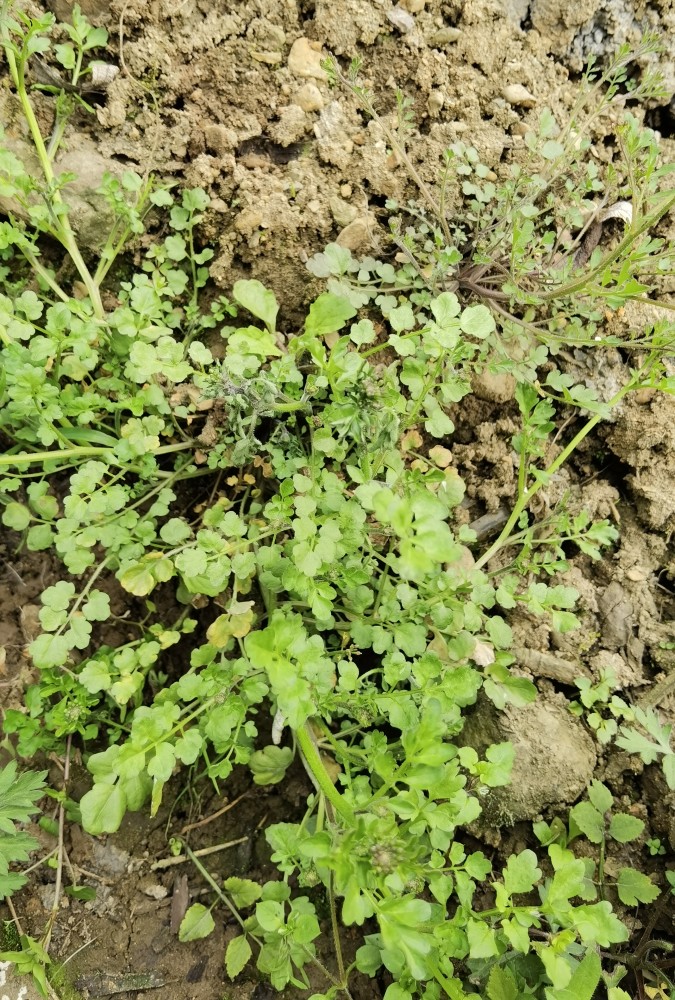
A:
[250, 50, 282, 64]
[288, 37, 326, 80]
[633, 388, 655, 404]
[401, 0, 426, 10]
[625, 567, 648, 582]
[340, 183, 352, 198]
[90, 62, 119, 87]
[427, 90, 445, 114]
[503, 83, 536, 108]
[142, 884, 169, 900]
[329, 195, 358, 227]
[336, 215, 376, 250]
[294, 82, 324, 112]
[386, 6, 415, 32]
[428, 26, 461, 45]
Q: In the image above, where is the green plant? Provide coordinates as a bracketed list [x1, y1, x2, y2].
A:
[0, 761, 45, 902]
[0, 763, 50, 997]
[0, 933, 53, 999]
[615, 707, 675, 789]
[536, 780, 659, 906]
[1, 5, 675, 999]
[569, 669, 633, 744]
[325, 42, 675, 329]
[646, 838, 666, 857]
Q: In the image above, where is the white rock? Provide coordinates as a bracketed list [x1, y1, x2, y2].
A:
[142, 883, 169, 900]
[287, 37, 327, 80]
[386, 6, 415, 32]
[503, 83, 537, 107]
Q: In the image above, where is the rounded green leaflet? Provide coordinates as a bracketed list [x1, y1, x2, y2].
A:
[79, 783, 127, 836]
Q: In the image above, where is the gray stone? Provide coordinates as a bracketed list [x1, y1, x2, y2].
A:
[329, 195, 358, 227]
[336, 214, 377, 250]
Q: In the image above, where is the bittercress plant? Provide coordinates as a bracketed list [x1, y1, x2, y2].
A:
[1, 5, 674, 998]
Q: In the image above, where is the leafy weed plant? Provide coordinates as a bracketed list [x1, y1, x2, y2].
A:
[0, 4, 675, 999]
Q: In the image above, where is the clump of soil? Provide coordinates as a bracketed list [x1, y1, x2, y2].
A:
[461, 692, 597, 825]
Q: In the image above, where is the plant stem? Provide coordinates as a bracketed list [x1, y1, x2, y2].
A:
[432, 964, 467, 998]
[296, 723, 354, 823]
[13, 239, 71, 304]
[537, 192, 675, 304]
[475, 379, 639, 570]
[328, 872, 346, 983]
[57, 560, 110, 638]
[331, 60, 450, 245]
[0, 441, 193, 468]
[1, 29, 105, 317]
[183, 844, 253, 937]
[597, 833, 606, 902]
[42, 735, 71, 953]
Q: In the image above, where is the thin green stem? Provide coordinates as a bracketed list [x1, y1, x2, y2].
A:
[432, 965, 467, 999]
[597, 834, 606, 902]
[1, 27, 104, 317]
[42, 736, 70, 953]
[331, 60, 450, 244]
[295, 723, 354, 823]
[0, 441, 193, 468]
[328, 873, 346, 984]
[56, 559, 110, 637]
[183, 844, 255, 938]
[537, 192, 675, 304]
[13, 240, 71, 303]
[474, 376, 644, 571]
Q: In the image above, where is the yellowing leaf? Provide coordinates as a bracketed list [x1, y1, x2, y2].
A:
[207, 603, 256, 646]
